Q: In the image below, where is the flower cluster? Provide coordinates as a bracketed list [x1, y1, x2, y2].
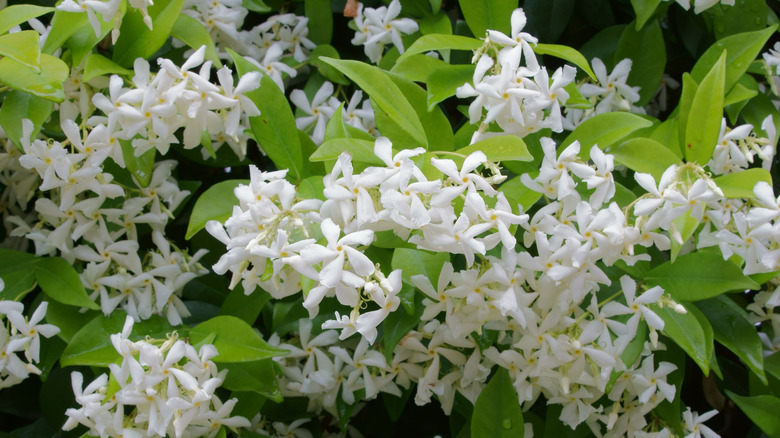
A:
[457, 9, 576, 141]
[708, 116, 776, 175]
[0, 282, 60, 389]
[351, 0, 419, 64]
[63, 316, 250, 438]
[291, 82, 377, 145]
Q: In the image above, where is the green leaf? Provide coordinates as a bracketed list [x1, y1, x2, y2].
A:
[471, 368, 524, 438]
[614, 19, 666, 106]
[645, 252, 759, 302]
[561, 112, 653, 157]
[311, 138, 384, 165]
[499, 176, 543, 211]
[0, 31, 42, 72]
[714, 0, 767, 38]
[387, 72, 455, 151]
[65, 7, 115, 67]
[458, 0, 515, 37]
[685, 51, 726, 164]
[609, 138, 681, 180]
[230, 49, 305, 182]
[396, 34, 482, 63]
[724, 79, 758, 107]
[383, 291, 424, 362]
[0, 5, 54, 35]
[304, 0, 333, 45]
[185, 179, 248, 239]
[0, 249, 39, 302]
[61, 313, 175, 367]
[391, 54, 450, 83]
[42, 11, 87, 55]
[34, 257, 100, 310]
[243, 0, 271, 12]
[690, 26, 776, 92]
[83, 53, 133, 83]
[322, 57, 427, 148]
[308, 45, 349, 85]
[535, 43, 598, 82]
[0, 90, 53, 150]
[113, 0, 186, 67]
[189, 315, 288, 362]
[0, 54, 68, 101]
[524, 0, 575, 44]
[669, 209, 700, 262]
[219, 284, 271, 326]
[726, 391, 780, 437]
[654, 303, 710, 375]
[42, 301, 98, 343]
[713, 168, 772, 199]
[426, 64, 476, 111]
[221, 359, 283, 402]
[630, 0, 663, 30]
[455, 135, 532, 163]
[119, 139, 156, 187]
[650, 117, 682, 159]
[696, 295, 766, 384]
[171, 15, 223, 67]
[391, 248, 450, 288]
[420, 11, 453, 38]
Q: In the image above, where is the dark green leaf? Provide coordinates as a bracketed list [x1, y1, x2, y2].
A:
[185, 179, 248, 240]
[171, 14, 223, 67]
[654, 303, 710, 374]
[646, 252, 759, 301]
[222, 359, 283, 402]
[726, 391, 780, 437]
[0, 249, 38, 301]
[426, 64, 476, 111]
[0, 90, 53, 150]
[304, 0, 332, 45]
[630, 0, 663, 30]
[34, 257, 100, 310]
[471, 368, 524, 438]
[113, 0, 186, 67]
[119, 139, 156, 187]
[614, 19, 666, 106]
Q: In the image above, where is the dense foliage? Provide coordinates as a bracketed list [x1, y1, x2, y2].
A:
[1, 0, 780, 437]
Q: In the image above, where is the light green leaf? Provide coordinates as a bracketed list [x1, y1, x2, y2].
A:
[726, 391, 780, 437]
[65, 7, 115, 67]
[230, 49, 305, 182]
[35, 257, 100, 310]
[0, 5, 54, 35]
[713, 168, 772, 199]
[396, 34, 482, 63]
[630, 0, 663, 30]
[42, 10, 88, 55]
[691, 26, 776, 92]
[696, 296, 766, 384]
[61, 313, 175, 367]
[654, 303, 710, 375]
[113, 0, 186, 67]
[242, 0, 271, 12]
[311, 138, 384, 165]
[0, 90, 53, 150]
[322, 57, 427, 148]
[185, 179, 248, 239]
[645, 252, 759, 302]
[724, 79, 758, 106]
[171, 15, 223, 67]
[561, 112, 654, 157]
[391, 248, 450, 288]
[685, 51, 726, 164]
[455, 135, 532, 163]
[189, 315, 288, 362]
[676, 73, 697, 156]
[304, 0, 333, 45]
[614, 19, 666, 106]
[391, 54, 450, 83]
[459, 0, 515, 38]
[535, 44, 598, 82]
[610, 138, 681, 180]
[387, 72, 454, 152]
[499, 175, 543, 211]
[0, 31, 42, 72]
[221, 360, 283, 402]
[426, 64, 476, 111]
[0, 54, 68, 101]
[119, 139, 156, 188]
[650, 117, 682, 159]
[670, 209, 700, 262]
[83, 53, 133, 82]
[471, 368, 524, 438]
[308, 45, 349, 85]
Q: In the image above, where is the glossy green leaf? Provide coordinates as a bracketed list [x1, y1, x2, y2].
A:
[0, 31, 42, 72]
[696, 296, 766, 384]
[645, 252, 759, 302]
[230, 49, 305, 182]
[311, 138, 384, 165]
[391, 248, 450, 288]
[113, 0, 186, 67]
[691, 26, 776, 92]
[221, 359, 283, 402]
[669, 209, 700, 262]
[308, 45, 349, 85]
[322, 57, 427, 148]
[499, 175, 543, 211]
[0, 249, 39, 302]
[455, 135, 532, 163]
[391, 54, 450, 84]
[0, 5, 54, 35]
[243, 0, 271, 12]
[458, 0, 514, 37]
[724, 79, 758, 107]
[524, 0, 575, 44]
[471, 368, 524, 438]
[0, 90, 53, 150]
[119, 139, 156, 188]
[396, 34, 482, 63]
[42, 10, 87, 55]
[185, 179, 248, 239]
[171, 15, 223, 67]
[713, 168, 772, 199]
[654, 303, 710, 375]
[83, 53, 133, 83]
[34, 257, 100, 310]
[219, 284, 271, 326]
[610, 138, 681, 180]
[420, 11, 453, 37]
[426, 64, 476, 111]
[61, 313, 175, 367]
[685, 51, 726, 164]
[629, 0, 662, 30]
[304, 0, 333, 45]
[387, 72, 454, 151]
[614, 19, 666, 106]
[676, 73, 697, 156]
[714, 0, 766, 38]
[65, 7, 115, 67]
[726, 391, 780, 437]
[535, 44, 598, 82]
[0, 54, 68, 101]
[561, 112, 653, 157]
[42, 300, 98, 343]
[189, 315, 288, 362]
